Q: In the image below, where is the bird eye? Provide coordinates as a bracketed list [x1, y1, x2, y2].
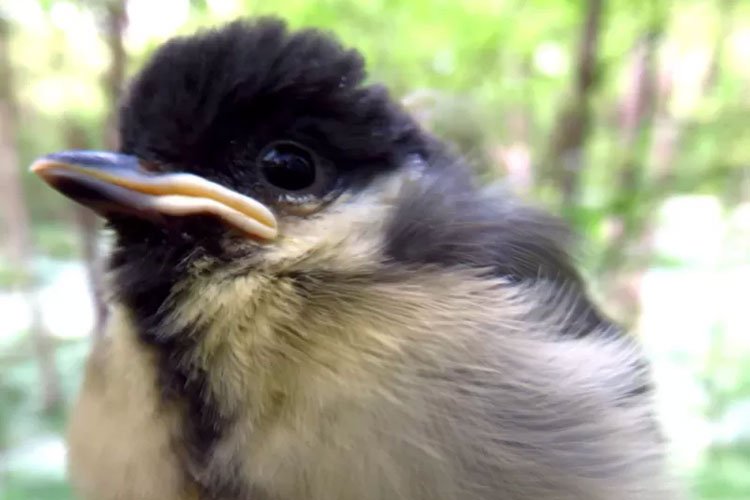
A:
[258, 142, 317, 192]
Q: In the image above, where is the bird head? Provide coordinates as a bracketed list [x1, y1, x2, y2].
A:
[31, 18, 603, 335]
[34, 19, 426, 278]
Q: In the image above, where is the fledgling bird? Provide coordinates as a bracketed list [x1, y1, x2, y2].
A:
[32, 18, 676, 500]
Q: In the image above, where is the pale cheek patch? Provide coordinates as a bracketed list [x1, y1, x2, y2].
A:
[254, 166, 425, 275]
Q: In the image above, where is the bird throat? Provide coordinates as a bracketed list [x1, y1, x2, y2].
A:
[111, 260, 245, 498]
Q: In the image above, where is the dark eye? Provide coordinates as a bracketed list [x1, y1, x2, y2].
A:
[258, 141, 317, 192]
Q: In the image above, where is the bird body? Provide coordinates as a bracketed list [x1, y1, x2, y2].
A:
[70, 279, 670, 500]
[32, 18, 677, 500]
[67, 307, 194, 500]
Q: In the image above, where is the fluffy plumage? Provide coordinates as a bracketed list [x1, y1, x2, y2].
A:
[59, 17, 676, 500]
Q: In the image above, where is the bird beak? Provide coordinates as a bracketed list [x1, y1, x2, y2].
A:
[30, 151, 278, 240]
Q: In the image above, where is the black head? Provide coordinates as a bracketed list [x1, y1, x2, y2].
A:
[120, 17, 432, 208]
[30, 17, 611, 335]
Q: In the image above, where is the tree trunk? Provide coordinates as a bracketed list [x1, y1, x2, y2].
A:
[600, 33, 660, 268]
[77, 0, 129, 342]
[65, 121, 110, 341]
[498, 55, 533, 195]
[102, 0, 128, 151]
[543, 0, 604, 218]
[0, 16, 62, 413]
[0, 22, 31, 265]
[599, 31, 660, 326]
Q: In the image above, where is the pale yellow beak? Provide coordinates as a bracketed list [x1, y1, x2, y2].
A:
[30, 151, 278, 240]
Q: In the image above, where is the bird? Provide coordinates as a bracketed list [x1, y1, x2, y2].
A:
[31, 17, 676, 500]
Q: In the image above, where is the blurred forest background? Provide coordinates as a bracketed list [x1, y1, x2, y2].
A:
[0, 0, 749, 498]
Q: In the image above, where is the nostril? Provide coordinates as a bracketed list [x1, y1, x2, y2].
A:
[138, 160, 165, 174]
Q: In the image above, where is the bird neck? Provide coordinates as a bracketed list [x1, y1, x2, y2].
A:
[110, 261, 522, 497]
